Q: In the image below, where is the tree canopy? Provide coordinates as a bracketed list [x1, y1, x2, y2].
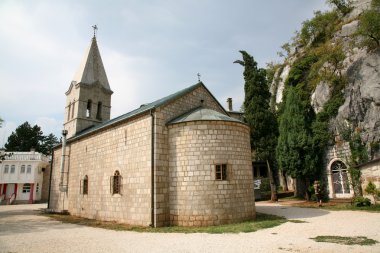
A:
[4, 121, 59, 155]
[235, 50, 278, 201]
[234, 51, 278, 162]
[357, 0, 380, 49]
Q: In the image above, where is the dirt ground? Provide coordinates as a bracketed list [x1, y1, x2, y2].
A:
[1, 201, 379, 253]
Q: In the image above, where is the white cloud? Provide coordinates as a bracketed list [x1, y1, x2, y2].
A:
[0, 121, 17, 148]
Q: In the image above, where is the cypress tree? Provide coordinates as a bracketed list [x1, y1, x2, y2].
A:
[235, 50, 278, 201]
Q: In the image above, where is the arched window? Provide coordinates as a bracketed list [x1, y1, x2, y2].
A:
[20, 165, 26, 173]
[27, 165, 32, 174]
[10, 165, 15, 174]
[71, 101, 75, 119]
[110, 170, 122, 195]
[331, 161, 350, 194]
[4, 165, 9, 174]
[67, 103, 71, 121]
[96, 102, 102, 120]
[86, 100, 92, 118]
[82, 175, 88, 195]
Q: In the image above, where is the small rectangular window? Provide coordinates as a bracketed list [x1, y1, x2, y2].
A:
[10, 165, 15, 174]
[27, 165, 32, 174]
[215, 164, 227, 180]
[22, 184, 31, 193]
[4, 165, 9, 174]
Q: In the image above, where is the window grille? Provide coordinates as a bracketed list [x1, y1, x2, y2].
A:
[215, 164, 227, 180]
[110, 170, 122, 195]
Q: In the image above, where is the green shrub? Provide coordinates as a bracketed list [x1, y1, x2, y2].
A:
[300, 10, 340, 46]
[260, 178, 271, 192]
[357, 0, 380, 49]
[353, 196, 371, 207]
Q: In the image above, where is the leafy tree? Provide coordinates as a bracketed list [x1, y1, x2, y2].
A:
[357, 0, 380, 49]
[300, 10, 339, 46]
[276, 87, 317, 198]
[4, 121, 59, 155]
[234, 51, 278, 201]
[41, 133, 60, 155]
[327, 0, 353, 15]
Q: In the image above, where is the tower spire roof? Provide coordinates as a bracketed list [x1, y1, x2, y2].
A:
[72, 35, 111, 90]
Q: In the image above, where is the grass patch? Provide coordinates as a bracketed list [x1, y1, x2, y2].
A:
[311, 235, 378, 246]
[321, 204, 380, 212]
[41, 212, 286, 234]
[288, 219, 307, 223]
[283, 200, 380, 213]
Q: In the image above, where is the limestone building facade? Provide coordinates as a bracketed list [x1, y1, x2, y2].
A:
[48, 36, 255, 227]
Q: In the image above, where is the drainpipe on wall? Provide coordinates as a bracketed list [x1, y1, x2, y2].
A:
[47, 148, 54, 209]
[150, 109, 155, 227]
[60, 130, 68, 192]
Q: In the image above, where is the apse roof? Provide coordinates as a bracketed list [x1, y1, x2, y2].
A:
[168, 107, 242, 125]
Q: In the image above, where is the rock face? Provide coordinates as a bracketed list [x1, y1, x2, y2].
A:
[311, 82, 332, 114]
[269, 1, 380, 158]
[339, 50, 380, 142]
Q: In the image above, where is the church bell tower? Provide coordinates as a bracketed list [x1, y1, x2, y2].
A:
[63, 29, 113, 138]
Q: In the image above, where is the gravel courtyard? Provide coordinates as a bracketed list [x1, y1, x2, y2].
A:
[1, 202, 379, 253]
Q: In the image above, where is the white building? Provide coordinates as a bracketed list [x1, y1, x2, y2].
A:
[0, 151, 50, 204]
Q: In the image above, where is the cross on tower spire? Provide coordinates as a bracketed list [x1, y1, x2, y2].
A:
[92, 25, 98, 38]
[197, 73, 201, 82]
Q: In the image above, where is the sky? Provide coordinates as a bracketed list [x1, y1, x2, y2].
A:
[0, 0, 329, 147]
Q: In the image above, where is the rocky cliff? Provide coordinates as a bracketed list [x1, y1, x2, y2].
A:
[270, 0, 380, 161]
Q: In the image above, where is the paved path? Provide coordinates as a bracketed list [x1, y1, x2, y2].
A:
[0, 202, 379, 253]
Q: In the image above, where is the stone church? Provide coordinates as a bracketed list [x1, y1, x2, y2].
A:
[48, 35, 255, 227]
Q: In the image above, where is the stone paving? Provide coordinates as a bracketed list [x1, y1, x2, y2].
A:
[1, 202, 379, 253]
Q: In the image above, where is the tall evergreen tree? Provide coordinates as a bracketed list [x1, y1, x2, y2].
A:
[234, 50, 278, 201]
[276, 87, 316, 198]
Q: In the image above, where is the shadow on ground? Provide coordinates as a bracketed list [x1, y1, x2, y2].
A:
[256, 202, 330, 219]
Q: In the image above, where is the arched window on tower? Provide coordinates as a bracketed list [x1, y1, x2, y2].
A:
[67, 103, 71, 121]
[110, 170, 122, 195]
[71, 101, 75, 119]
[86, 100, 92, 118]
[96, 102, 102, 120]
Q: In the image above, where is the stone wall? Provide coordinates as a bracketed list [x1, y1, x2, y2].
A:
[41, 164, 51, 202]
[153, 84, 226, 226]
[50, 113, 152, 226]
[360, 159, 380, 203]
[168, 121, 255, 226]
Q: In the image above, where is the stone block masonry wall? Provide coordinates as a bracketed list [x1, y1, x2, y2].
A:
[360, 161, 380, 203]
[41, 164, 51, 202]
[50, 113, 152, 226]
[153, 85, 226, 226]
[168, 121, 255, 226]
